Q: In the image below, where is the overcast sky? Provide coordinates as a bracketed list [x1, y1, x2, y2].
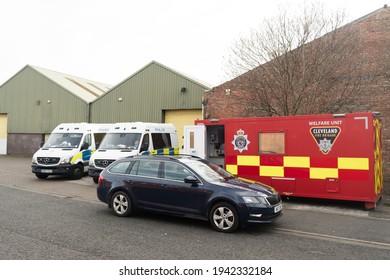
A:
[0, 0, 387, 87]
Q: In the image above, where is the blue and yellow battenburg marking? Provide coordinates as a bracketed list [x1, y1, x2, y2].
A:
[141, 147, 180, 156]
[70, 149, 93, 164]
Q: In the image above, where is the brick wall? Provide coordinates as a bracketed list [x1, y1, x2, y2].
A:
[203, 7, 390, 184]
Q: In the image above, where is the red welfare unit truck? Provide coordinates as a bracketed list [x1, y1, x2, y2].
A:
[184, 112, 383, 209]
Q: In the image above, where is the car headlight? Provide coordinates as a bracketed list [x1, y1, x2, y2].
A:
[32, 158, 37, 164]
[242, 196, 270, 205]
[243, 196, 259, 204]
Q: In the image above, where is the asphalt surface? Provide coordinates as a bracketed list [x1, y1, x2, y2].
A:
[0, 155, 389, 260]
[1, 184, 390, 260]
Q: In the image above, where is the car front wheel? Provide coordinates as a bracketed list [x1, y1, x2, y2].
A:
[209, 202, 239, 233]
[111, 191, 132, 217]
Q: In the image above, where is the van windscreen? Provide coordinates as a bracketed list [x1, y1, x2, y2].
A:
[43, 133, 83, 149]
[99, 133, 142, 150]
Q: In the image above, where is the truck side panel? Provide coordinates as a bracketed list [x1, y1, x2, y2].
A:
[196, 113, 383, 208]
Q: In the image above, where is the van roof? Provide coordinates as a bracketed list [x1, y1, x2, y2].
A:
[53, 123, 112, 133]
[109, 122, 176, 132]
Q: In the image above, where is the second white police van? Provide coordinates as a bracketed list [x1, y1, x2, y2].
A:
[88, 122, 178, 183]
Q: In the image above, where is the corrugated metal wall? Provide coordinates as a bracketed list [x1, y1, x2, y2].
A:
[0, 66, 88, 134]
[90, 62, 208, 123]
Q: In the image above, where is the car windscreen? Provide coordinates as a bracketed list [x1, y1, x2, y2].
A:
[42, 133, 83, 149]
[184, 159, 235, 182]
[98, 133, 142, 150]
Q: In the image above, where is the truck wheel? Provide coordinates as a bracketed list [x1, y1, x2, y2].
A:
[70, 164, 83, 180]
[35, 173, 49, 179]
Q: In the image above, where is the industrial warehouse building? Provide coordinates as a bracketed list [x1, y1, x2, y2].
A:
[0, 61, 210, 155]
[90, 61, 210, 148]
[0, 65, 112, 155]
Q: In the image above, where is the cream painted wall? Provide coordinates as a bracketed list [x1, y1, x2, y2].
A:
[165, 109, 202, 148]
[0, 114, 8, 154]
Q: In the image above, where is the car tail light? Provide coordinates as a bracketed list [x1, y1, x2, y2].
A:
[98, 175, 104, 185]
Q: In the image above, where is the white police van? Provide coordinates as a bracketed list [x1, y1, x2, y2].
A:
[31, 123, 112, 179]
[88, 122, 178, 183]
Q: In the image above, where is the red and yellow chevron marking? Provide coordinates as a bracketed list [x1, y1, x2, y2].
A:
[226, 155, 369, 180]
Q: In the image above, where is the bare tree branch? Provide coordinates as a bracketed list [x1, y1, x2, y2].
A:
[225, 3, 380, 116]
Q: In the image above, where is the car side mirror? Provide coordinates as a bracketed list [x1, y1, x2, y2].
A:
[184, 176, 200, 186]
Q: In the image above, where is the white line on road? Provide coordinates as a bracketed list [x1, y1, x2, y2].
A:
[274, 227, 390, 250]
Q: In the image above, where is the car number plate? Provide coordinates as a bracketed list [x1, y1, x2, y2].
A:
[274, 204, 283, 213]
[41, 169, 53, 173]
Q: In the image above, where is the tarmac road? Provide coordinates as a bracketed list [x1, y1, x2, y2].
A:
[0, 155, 389, 260]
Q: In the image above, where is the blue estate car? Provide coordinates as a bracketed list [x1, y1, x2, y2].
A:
[97, 155, 282, 233]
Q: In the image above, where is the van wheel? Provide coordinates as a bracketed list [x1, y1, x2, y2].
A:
[36, 173, 49, 179]
[209, 202, 239, 233]
[70, 164, 83, 180]
[93, 177, 99, 184]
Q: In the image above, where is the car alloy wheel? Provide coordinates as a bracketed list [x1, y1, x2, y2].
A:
[210, 202, 239, 233]
[111, 191, 132, 217]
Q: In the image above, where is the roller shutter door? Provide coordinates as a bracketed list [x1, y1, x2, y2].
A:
[0, 114, 7, 154]
[164, 110, 202, 149]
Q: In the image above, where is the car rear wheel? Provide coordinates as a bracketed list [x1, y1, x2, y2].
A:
[209, 202, 239, 233]
[111, 191, 132, 217]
